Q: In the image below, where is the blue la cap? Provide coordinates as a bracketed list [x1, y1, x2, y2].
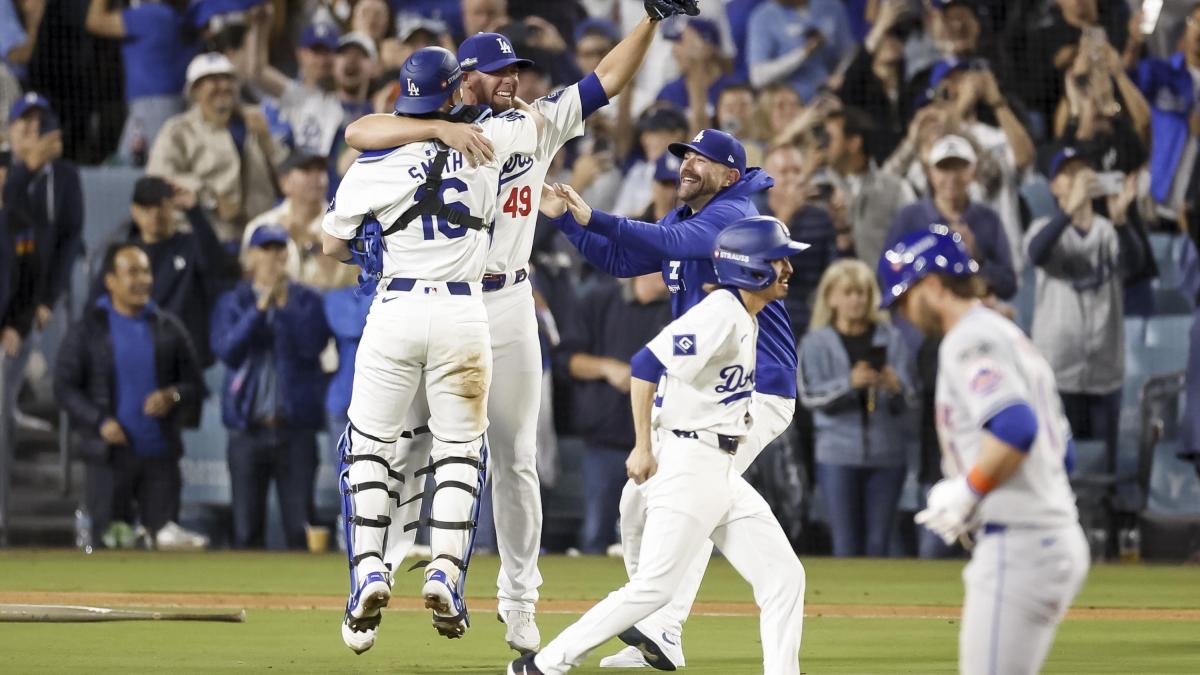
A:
[665, 17, 721, 47]
[248, 225, 289, 248]
[668, 128, 747, 176]
[458, 32, 533, 73]
[929, 58, 969, 91]
[300, 22, 340, 50]
[1048, 147, 1089, 180]
[9, 92, 52, 122]
[654, 152, 682, 183]
[574, 17, 620, 45]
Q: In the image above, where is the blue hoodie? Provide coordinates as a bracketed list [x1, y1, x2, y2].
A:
[552, 168, 797, 397]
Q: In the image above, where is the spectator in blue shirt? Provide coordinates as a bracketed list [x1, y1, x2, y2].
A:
[656, 18, 743, 134]
[55, 243, 207, 548]
[1136, 3, 1200, 227]
[322, 285, 371, 459]
[745, 0, 854, 102]
[725, 0, 769, 80]
[85, 0, 200, 166]
[211, 226, 331, 549]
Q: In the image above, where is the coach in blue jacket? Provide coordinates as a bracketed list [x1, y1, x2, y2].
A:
[211, 226, 331, 549]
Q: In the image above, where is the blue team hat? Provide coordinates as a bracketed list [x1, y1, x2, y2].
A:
[300, 22, 340, 50]
[395, 46, 463, 115]
[928, 58, 970, 90]
[665, 18, 721, 47]
[878, 226, 979, 308]
[1047, 146, 1090, 180]
[573, 17, 620, 45]
[930, 0, 978, 13]
[9, 92, 52, 122]
[248, 225, 290, 248]
[654, 152, 682, 183]
[668, 128, 747, 176]
[458, 32, 533, 73]
[712, 216, 809, 291]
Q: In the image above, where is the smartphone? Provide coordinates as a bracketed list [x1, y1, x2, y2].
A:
[1141, 0, 1164, 36]
[811, 125, 831, 150]
[968, 57, 990, 71]
[1093, 171, 1125, 197]
[867, 346, 888, 371]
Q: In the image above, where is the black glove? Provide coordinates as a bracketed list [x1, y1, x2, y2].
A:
[644, 0, 701, 22]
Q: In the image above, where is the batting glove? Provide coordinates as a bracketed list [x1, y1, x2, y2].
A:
[915, 476, 980, 546]
[644, 0, 701, 22]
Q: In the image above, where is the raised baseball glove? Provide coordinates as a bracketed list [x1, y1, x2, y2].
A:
[644, 0, 701, 22]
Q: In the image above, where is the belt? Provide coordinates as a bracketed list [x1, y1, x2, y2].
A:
[672, 429, 739, 454]
[983, 523, 1007, 535]
[481, 267, 528, 293]
[387, 278, 473, 296]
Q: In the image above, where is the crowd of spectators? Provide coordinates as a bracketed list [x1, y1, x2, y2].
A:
[1, 0, 1199, 555]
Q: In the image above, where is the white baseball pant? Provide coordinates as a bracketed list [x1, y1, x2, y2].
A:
[534, 432, 806, 674]
[617, 393, 797, 644]
[344, 283, 491, 584]
[380, 279, 543, 609]
[959, 522, 1089, 675]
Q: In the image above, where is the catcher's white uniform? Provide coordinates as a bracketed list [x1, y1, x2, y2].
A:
[323, 107, 537, 596]
[533, 289, 805, 675]
[934, 305, 1089, 675]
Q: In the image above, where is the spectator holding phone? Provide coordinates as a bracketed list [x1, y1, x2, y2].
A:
[745, 0, 854, 102]
[1024, 148, 1147, 458]
[799, 259, 915, 557]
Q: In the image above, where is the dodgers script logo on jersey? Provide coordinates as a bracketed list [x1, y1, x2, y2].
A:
[715, 365, 754, 404]
[500, 153, 536, 186]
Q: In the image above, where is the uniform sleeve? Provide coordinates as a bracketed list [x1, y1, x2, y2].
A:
[485, 110, 539, 162]
[588, 201, 739, 259]
[532, 74, 608, 156]
[321, 160, 397, 239]
[645, 293, 736, 383]
[943, 333, 1030, 430]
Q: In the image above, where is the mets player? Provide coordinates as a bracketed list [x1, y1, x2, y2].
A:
[540, 129, 798, 670]
[341, 16, 664, 653]
[507, 216, 808, 675]
[879, 226, 1090, 675]
[320, 47, 544, 651]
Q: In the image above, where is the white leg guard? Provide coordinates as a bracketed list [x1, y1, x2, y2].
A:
[340, 424, 404, 581]
[421, 435, 487, 587]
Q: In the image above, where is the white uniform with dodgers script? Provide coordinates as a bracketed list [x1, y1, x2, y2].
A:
[935, 305, 1089, 675]
[533, 289, 806, 675]
[322, 108, 537, 586]
[383, 80, 598, 614]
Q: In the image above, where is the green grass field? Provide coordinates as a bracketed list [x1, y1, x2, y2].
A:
[0, 551, 1196, 674]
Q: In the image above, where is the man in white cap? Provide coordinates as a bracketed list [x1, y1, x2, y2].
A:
[147, 52, 284, 243]
[884, 133, 1016, 303]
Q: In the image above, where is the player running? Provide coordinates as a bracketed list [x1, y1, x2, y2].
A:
[541, 128, 797, 669]
[320, 47, 543, 651]
[880, 226, 1090, 675]
[507, 217, 808, 675]
[340, 5, 682, 653]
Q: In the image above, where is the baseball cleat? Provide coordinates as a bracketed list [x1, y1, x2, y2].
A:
[506, 651, 545, 675]
[340, 612, 377, 654]
[498, 609, 541, 654]
[599, 645, 651, 668]
[617, 624, 684, 671]
[422, 570, 468, 639]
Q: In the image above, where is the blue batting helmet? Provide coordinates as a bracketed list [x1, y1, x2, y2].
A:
[712, 216, 810, 291]
[395, 47, 463, 115]
[878, 225, 979, 308]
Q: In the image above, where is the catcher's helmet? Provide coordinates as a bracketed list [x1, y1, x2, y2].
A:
[712, 216, 810, 291]
[877, 225, 979, 308]
[395, 47, 463, 115]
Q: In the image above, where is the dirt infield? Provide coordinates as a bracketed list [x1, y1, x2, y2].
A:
[0, 591, 1194, 622]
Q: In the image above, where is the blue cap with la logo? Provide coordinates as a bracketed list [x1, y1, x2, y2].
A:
[668, 128, 747, 176]
[458, 32, 534, 73]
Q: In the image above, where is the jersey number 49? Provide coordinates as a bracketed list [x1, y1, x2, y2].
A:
[503, 186, 533, 218]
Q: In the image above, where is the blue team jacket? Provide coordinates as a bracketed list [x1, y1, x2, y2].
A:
[1137, 53, 1195, 205]
[552, 168, 798, 398]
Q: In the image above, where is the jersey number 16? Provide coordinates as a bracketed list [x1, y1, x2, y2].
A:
[421, 177, 472, 240]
